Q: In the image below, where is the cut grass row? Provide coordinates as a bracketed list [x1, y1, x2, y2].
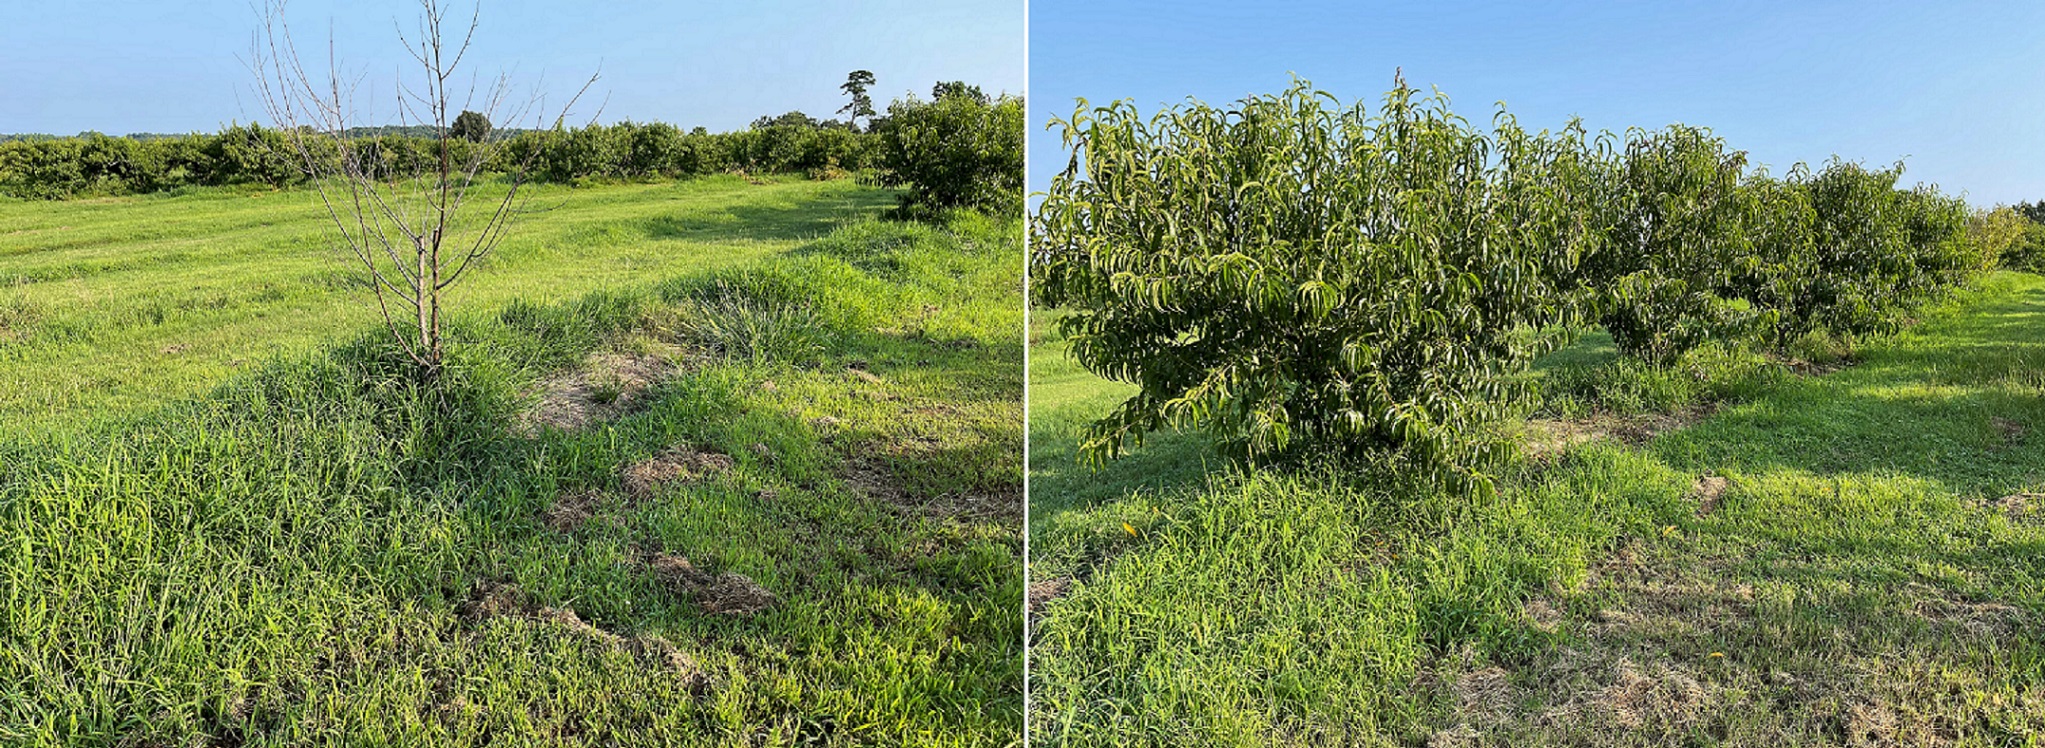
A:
[0, 175, 889, 432]
[1028, 272, 2045, 746]
[0, 209, 1023, 746]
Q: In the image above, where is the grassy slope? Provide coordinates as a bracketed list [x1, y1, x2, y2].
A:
[0, 208, 1022, 746]
[1029, 272, 2045, 746]
[0, 176, 888, 431]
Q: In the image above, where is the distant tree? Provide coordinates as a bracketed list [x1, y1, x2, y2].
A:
[750, 111, 818, 130]
[931, 81, 989, 105]
[1970, 206, 2031, 270]
[2014, 200, 2045, 225]
[2001, 201, 2045, 272]
[838, 70, 876, 131]
[450, 109, 492, 142]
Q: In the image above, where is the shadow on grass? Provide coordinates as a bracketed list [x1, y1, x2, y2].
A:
[1028, 425, 1221, 524]
[1648, 282, 2045, 499]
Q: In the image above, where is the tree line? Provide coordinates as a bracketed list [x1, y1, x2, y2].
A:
[1031, 77, 2029, 491]
[0, 79, 1022, 216]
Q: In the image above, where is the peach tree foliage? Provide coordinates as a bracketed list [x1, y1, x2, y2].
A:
[874, 92, 1024, 216]
[1577, 125, 1768, 364]
[1968, 206, 2032, 270]
[1032, 79, 1592, 489]
[1738, 160, 1982, 343]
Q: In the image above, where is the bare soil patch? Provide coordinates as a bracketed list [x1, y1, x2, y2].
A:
[1028, 578, 1070, 618]
[460, 579, 532, 623]
[839, 458, 907, 502]
[1986, 492, 2042, 522]
[1454, 665, 1515, 721]
[646, 553, 780, 617]
[521, 351, 680, 433]
[839, 456, 1022, 522]
[1427, 538, 2045, 743]
[955, 484, 1025, 521]
[621, 445, 735, 501]
[1992, 416, 2026, 444]
[1524, 405, 1714, 460]
[1687, 475, 1729, 517]
[1523, 597, 1564, 634]
[543, 488, 606, 533]
[457, 579, 707, 686]
[848, 365, 884, 385]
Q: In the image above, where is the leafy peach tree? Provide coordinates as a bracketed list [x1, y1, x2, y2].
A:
[1578, 126, 1766, 364]
[1032, 78, 1593, 491]
[1739, 160, 1982, 344]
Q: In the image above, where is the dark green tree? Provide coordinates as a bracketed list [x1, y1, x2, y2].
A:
[2014, 200, 2045, 225]
[838, 70, 877, 130]
[750, 111, 818, 130]
[450, 110, 492, 142]
[930, 81, 988, 105]
[874, 91, 1022, 216]
[1032, 79, 1597, 485]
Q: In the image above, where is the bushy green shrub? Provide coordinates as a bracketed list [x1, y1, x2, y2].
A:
[1034, 79, 1592, 488]
[874, 93, 1023, 216]
[1578, 126, 1765, 363]
[1968, 206, 2031, 269]
[1744, 161, 1981, 342]
[1035, 77, 2003, 481]
[2003, 221, 2045, 273]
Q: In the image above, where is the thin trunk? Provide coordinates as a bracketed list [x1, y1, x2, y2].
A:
[417, 234, 431, 372]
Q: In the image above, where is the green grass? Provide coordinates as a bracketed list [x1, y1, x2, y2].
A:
[0, 203, 1023, 746]
[1028, 272, 2045, 746]
[0, 175, 890, 432]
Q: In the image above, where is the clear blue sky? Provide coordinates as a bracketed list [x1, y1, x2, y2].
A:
[1, 0, 1022, 135]
[1029, 0, 2045, 206]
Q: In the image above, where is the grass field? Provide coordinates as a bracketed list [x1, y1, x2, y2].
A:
[1029, 272, 2045, 746]
[0, 175, 889, 432]
[0, 184, 1023, 746]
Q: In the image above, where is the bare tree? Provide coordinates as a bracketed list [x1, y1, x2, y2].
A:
[249, 0, 597, 380]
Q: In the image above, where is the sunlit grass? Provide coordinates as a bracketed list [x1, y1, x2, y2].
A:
[0, 202, 1022, 746]
[1029, 272, 2045, 745]
[0, 175, 888, 432]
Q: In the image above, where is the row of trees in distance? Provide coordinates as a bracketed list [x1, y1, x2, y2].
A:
[0, 78, 1021, 216]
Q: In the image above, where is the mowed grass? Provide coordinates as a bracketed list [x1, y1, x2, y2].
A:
[0, 208, 1023, 745]
[0, 175, 889, 432]
[1028, 272, 2045, 746]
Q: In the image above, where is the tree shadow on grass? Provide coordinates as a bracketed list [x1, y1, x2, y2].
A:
[1027, 421, 1221, 525]
[1646, 282, 2045, 499]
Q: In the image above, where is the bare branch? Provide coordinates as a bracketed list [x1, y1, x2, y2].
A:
[251, 0, 598, 378]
